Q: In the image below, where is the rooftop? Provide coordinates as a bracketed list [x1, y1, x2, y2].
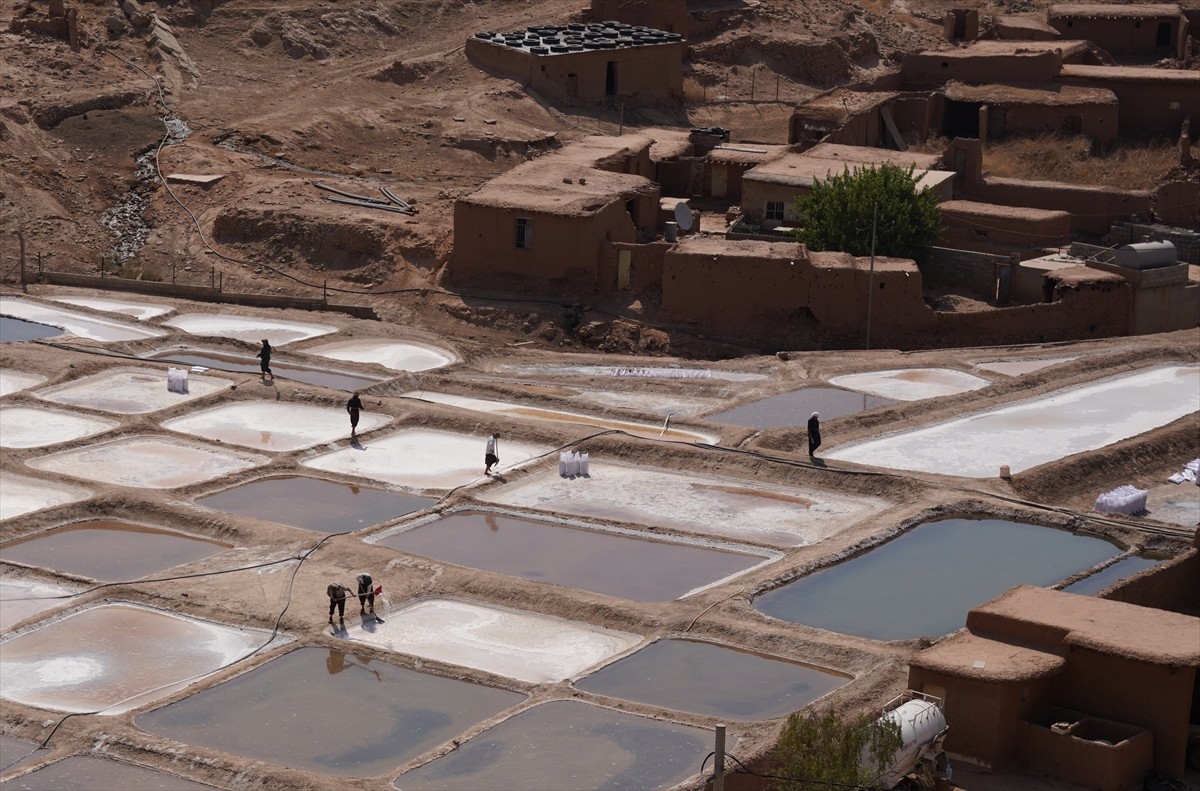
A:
[1048, 3, 1182, 19]
[707, 143, 790, 166]
[470, 22, 682, 56]
[943, 81, 1116, 106]
[915, 39, 1090, 59]
[461, 160, 654, 215]
[743, 143, 953, 194]
[1060, 64, 1200, 82]
[939, 200, 1072, 222]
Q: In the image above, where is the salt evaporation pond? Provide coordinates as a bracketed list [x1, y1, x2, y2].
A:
[0, 297, 165, 342]
[1, 520, 227, 582]
[163, 314, 336, 345]
[826, 365, 1200, 477]
[0, 575, 78, 632]
[1062, 555, 1165, 596]
[0, 471, 90, 522]
[828, 368, 990, 401]
[0, 755, 218, 791]
[0, 370, 46, 397]
[0, 734, 40, 775]
[35, 368, 227, 414]
[137, 646, 525, 778]
[163, 402, 391, 451]
[304, 339, 455, 372]
[479, 462, 889, 547]
[401, 390, 716, 443]
[303, 428, 550, 491]
[395, 699, 714, 790]
[974, 357, 1076, 377]
[146, 346, 385, 391]
[753, 518, 1122, 640]
[0, 602, 277, 714]
[707, 386, 896, 428]
[499, 362, 767, 382]
[0, 404, 118, 448]
[352, 599, 641, 683]
[27, 435, 267, 489]
[0, 315, 62, 342]
[575, 638, 847, 720]
[198, 475, 436, 533]
[376, 511, 777, 601]
[50, 295, 173, 320]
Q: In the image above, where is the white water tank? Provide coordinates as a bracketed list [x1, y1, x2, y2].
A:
[1114, 241, 1177, 270]
[863, 698, 948, 788]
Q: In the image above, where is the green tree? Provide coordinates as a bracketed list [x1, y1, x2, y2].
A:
[769, 708, 904, 791]
[793, 163, 942, 265]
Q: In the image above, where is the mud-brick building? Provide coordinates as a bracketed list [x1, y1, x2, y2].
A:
[1057, 65, 1200, 135]
[1047, 3, 1189, 59]
[939, 82, 1118, 147]
[908, 585, 1200, 789]
[900, 40, 1094, 90]
[661, 236, 935, 341]
[739, 143, 955, 227]
[449, 135, 662, 294]
[465, 22, 684, 103]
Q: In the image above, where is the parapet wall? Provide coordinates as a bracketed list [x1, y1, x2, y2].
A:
[969, 178, 1152, 236]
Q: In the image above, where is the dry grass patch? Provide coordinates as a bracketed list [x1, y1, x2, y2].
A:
[980, 135, 1176, 190]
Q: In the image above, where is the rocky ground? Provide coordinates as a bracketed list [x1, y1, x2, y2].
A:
[2, 0, 1198, 789]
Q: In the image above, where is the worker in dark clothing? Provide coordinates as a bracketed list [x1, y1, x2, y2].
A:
[347, 392, 363, 438]
[356, 573, 375, 615]
[256, 339, 274, 381]
[327, 581, 351, 624]
[807, 412, 821, 456]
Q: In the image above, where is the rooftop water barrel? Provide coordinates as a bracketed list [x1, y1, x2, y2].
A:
[1114, 241, 1177, 270]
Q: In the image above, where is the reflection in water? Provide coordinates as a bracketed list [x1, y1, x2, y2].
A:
[326, 649, 382, 681]
[379, 511, 769, 602]
[754, 518, 1122, 640]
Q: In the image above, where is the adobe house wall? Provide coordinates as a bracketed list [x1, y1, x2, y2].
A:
[740, 179, 805, 225]
[1048, 12, 1185, 57]
[939, 203, 1071, 250]
[997, 102, 1118, 146]
[1057, 71, 1199, 134]
[466, 39, 684, 103]
[1154, 180, 1200, 228]
[1130, 282, 1200, 334]
[969, 178, 1152, 236]
[922, 246, 1009, 297]
[598, 241, 669, 293]
[901, 50, 1062, 89]
[449, 201, 635, 293]
[591, 0, 689, 36]
[933, 280, 1132, 343]
[1105, 549, 1199, 614]
[1054, 648, 1194, 777]
[908, 670, 1051, 768]
[1018, 712, 1154, 791]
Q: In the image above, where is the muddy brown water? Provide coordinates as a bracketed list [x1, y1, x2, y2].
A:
[377, 511, 772, 601]
[753, 518, 1123, 640]
[393, 699, 714, 790]
[574, 638, 847, 720]
[0, 316, 63, 343]
[0, 520, 227, 582]
[706, 386, 896, 428]
[196, 476, 436, 533]
[146, 348, 383, 392]
[136, 646, 526, 779]
[0, 754, 218, 790]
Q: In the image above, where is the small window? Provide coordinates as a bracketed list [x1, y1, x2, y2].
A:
[515, 218, 533, 249]
[765, 201, 785, 223]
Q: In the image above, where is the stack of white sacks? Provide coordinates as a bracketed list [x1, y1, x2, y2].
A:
[559, 451, 589, 478]
[1094, 484, 1148, 515]
[167, 367, 190, 394]
[1167, 458, 1199, 486]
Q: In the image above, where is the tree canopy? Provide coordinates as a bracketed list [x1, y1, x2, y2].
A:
[769, 708, 904, 791]
[793, 163, 942, 265]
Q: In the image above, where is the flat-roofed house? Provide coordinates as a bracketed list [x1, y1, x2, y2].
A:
[1047, 3, 1188, 58]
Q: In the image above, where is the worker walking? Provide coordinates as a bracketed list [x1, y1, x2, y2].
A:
[346, 392, 363, 439]
[807, 412, 821, 457]
[484, 432, 500, 476]
[256, 339, 274, 381]
[327, 581, 352, 625]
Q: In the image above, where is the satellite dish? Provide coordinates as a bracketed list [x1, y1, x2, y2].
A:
[674, 202, 694, 232]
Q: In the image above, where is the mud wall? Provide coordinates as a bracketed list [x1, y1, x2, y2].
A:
[451, 201, 636, 293]
[597, 241, 669, 293]
[466, 39, 684, 103]
[1018, 714, 1154, 791]
[1131, 282, 1199, 334]
[967, 178, 1152, 236]
[1052, 649, 1194, 777]
[922, 246, 1007, 297]
[1104, 550, 1199, 615]
[995, 102, 1117, 146]
[740, 179, 803, 225]
[933, 280, 1132, 343]
[901, 50, 1062, 89]
[939, 204, 1071, 250]
[1057, 71, 1199, 135]
[1047, 13, 1186, 57]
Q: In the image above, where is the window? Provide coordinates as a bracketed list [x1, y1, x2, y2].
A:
[765, 201, 785, 223]
[515, 218, 533, 249]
